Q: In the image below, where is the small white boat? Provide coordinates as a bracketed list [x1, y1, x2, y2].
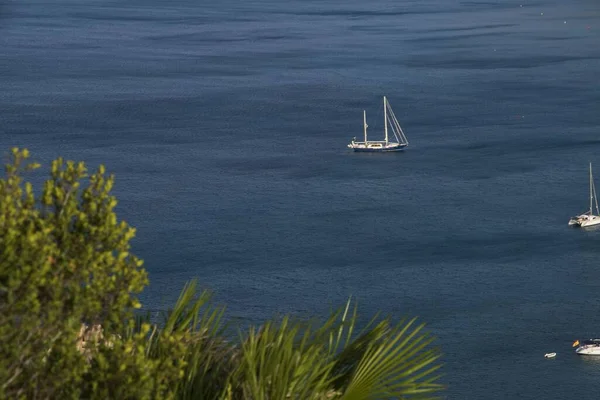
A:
[568, 163, 600, 227]
[574, 339, 600, 355]
[544, 352, 556, 358]
[348, 96, 409, 153]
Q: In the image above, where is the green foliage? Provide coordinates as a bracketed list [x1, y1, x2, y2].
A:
[0, 148, 182, 399]
[150, 282, 444, 400]
[0, 148, 445, 399]
[144, 280, 233, 400]
[82, 322, 185, 400]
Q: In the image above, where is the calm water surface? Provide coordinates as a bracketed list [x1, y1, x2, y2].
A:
[2, 0, 600, 398]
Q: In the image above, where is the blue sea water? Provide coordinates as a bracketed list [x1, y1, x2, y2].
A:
[2, 0, 600, 398]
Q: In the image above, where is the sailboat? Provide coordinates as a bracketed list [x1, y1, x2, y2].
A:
[568, 162, 600, 227]
[347, 96, 409, 152]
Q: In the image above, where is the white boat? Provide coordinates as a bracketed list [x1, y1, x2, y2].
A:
[574, 339, 600, 355]
[347, 96, 409, 152]
[568, 163, 600, 227]
[544, 352, 556, 358]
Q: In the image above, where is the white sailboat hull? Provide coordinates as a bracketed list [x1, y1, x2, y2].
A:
[576, 345, 600, 356]
[569, 214, 600, 227]
[348, 141, 407, 152]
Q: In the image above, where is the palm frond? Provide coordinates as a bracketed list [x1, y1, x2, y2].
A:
[341, 317, 444, 399]
[127, 282, 444, 400]
[230, 317, 338, 400]
[134, 280, 232, 400]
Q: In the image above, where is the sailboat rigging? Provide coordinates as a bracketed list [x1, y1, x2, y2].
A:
[347, 96, 408, 152]
[568, 162, 600, 227]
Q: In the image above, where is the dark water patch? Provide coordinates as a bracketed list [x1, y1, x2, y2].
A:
[286, 164, 334, 180]
[311, 205, 395, 219]
[145, 33, 251, 44]
[1, 53, 262, 80]
[406, 31, 509, 43]
[347, 24, 401, 33]
[267, 9, 430, 18]
[406, 55, 598, 69]
[374, 231, 567, 264]
[467, 164, 538, 180]
[60, 43, 104, 50]
[427, 23, 519, 33]
[505, 137, 600, 155]
[442, 159, 539, 180]
[463, 142, 494, 151]
[145, 32, 307, 44]
[0, 1, 12, 27]
[215, 156, 297, 174]
[199, 48, 333, 66]
[459, 1, 519, 9]
[454, 137, 600, 155]
[254, 35, 294, 41]
[534, 35, 588, 41]
[14, 42, 105, 50]
[69, 11, 181, 23]
[543, 13, 600, 22]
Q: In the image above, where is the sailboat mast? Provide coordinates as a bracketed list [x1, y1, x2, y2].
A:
[383, 96, 388, 144]
[590, 162, 600, 215]
[363, 110, 368, 142]
[594, 178, 599, 214]
[590, 162, 593, 215]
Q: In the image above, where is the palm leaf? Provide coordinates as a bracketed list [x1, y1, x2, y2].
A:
[127, 282, 444, 400]
[230, 316, 339, 400]
[340, 317, 444, 399]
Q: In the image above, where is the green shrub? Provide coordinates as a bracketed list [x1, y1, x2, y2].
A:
[0, 149, 444, 399]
